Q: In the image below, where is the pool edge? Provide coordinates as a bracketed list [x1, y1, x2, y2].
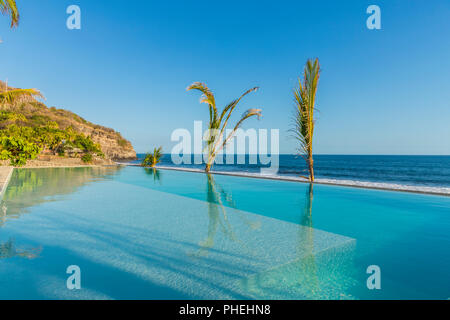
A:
[122, 164, 450, 197]
[0, 166, 13, 200]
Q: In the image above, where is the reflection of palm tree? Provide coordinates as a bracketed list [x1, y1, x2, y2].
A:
[297, 183, 319, 292]
[188, 174, 261, 258]
[144, 167, 161, 183]
[242, 183, 320, 298]
[0, 238, 42, 259]
[190, 174, 237, 258]
[244, 184, 356, 299]
[301, 183, 314, 227]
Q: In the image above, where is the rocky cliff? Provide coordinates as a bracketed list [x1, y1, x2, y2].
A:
[0, 81, 136, 160]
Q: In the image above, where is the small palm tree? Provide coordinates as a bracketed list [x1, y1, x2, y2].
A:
[291, 58, 320, 182]
[187, 82, 261, 172]
[142, 146, 163, 167]
[0, 0, 19, 28]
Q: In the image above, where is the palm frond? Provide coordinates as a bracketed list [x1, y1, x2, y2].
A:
[187, 82, 218, 125]
[0, 88, 44, 105]
[0, 0, 19, 28]
[219, 87, 259, 124]
[217, 108, 262, 154]
[232, 108, 262, 131]
[188, 83, 261, 171]
[142, 146, 163, 167]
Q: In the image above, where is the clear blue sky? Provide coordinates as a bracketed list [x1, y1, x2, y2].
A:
[1, 0, 449, 154]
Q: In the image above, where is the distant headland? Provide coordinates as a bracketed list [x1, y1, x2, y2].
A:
[0, 80, 136, 167]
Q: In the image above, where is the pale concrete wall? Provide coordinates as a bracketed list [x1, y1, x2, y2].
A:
[0, 167, 13, 200]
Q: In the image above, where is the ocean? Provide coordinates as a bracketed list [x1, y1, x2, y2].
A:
[128, 154, 450, 194]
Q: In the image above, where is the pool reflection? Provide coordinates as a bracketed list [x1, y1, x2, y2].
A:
[144, 168, 162, 183]
[0, 167, 358, 299]
[183, 176, 357, 299]
[0, 166, 123, 227]
[240, 183, 357, 299]
[0, 237, 42, 260]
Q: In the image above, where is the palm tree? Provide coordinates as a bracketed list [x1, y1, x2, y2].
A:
[0, 0, 19, 28]
[0, 82, 43, 108]
[142, 146, 163, 167]
[187, 82, 261, 172]
[291, 58, 320, 182]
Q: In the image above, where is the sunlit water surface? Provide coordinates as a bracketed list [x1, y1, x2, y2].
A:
[0, 166, 449, 299]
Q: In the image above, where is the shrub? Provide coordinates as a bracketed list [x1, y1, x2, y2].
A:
[81, 153, 93, 164]
[0, 136, 41, 166]
[0, 121, 104, 165]
[117, 138, 128, 147]
[142, 147, 163, 167]
[71, 135, 102, 154]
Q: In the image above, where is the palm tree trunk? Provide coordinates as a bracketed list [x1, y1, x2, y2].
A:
[308, 156, 314, 182]
[205, 151, 215, 172]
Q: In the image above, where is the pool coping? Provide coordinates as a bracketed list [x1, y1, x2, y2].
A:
[0, 166, 14, 200]
[9, 163, 450, 197]
[123, 164, 450, 197]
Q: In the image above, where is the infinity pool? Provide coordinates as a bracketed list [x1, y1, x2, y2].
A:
[0, 166, 449, 299]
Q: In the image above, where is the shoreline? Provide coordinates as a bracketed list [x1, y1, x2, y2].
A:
[123, 164, 450, 197]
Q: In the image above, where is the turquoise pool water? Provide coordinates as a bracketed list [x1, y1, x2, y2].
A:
[0, 166, 449, 299]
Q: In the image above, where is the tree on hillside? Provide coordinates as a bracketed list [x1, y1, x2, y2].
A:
[0, 81, 43, 108]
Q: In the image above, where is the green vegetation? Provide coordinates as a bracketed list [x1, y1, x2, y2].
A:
[187, 82, 262, 172]
[0, 0, 19, 28]
[0, 88, 42, 106]
[81, 153, 93, 164]
[291, 58, 320, 182]
[0, 135, 40, 166]
[0, 119, 103, 166]
[0, 81, 134, 166]
[142, 146, 162, 167]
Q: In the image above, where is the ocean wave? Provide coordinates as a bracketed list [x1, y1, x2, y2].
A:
[314, 178, 450, 195]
